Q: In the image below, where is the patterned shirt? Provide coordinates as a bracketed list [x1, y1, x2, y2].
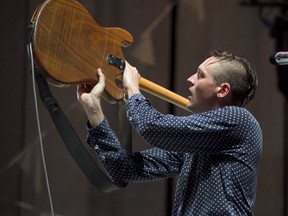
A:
[87, 93, 263, 216]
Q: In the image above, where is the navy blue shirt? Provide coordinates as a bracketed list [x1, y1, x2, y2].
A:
[87, 93, 263, 216]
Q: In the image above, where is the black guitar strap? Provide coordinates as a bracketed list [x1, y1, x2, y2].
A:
[34, 66, 126, 192]
[27, 22, 128, 193]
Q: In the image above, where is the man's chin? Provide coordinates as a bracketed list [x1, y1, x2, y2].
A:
[188, 103, 205, 113]
[187, 103, 197, 113]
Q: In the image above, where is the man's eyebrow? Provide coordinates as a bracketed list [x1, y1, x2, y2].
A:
[197, 67, 206, 75]
[197, 66, 203, 72]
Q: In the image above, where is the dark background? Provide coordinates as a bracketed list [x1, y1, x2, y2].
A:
[0, 0, 287, 215]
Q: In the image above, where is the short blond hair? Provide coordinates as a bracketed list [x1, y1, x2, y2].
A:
[208, 50, 258, 106]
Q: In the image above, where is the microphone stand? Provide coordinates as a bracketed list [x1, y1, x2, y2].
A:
[272, 5, 288, 216]
[240, 1, 288, 215]
[166, 1, 178, 215]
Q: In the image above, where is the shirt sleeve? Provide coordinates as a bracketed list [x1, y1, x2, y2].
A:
[126, 93, 260, 154]
[86, 118, 183, 184]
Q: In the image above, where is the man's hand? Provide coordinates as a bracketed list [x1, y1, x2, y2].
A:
[77, 68, 105, 127]
[122, 61, 141, 98]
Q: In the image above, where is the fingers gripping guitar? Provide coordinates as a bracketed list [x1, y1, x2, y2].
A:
[108, 55, 190, 111]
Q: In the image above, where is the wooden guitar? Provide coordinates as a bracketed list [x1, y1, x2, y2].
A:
[31, 0, 189, 111]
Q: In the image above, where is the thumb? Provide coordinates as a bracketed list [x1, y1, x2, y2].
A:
[89, 68, 106, 99]
[96, 68, 105, 86]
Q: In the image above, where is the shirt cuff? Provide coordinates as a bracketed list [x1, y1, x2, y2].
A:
[126, 93, 149, 119]
[86, 118, 108, 148]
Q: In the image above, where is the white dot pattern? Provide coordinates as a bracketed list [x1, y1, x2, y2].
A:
[86, 93, 263, 216]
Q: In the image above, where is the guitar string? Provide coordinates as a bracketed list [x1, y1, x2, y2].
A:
[28, 43, 55, 216]
[101, 28, 109, 71]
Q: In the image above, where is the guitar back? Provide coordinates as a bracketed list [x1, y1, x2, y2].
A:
[31, 0, 133, 102]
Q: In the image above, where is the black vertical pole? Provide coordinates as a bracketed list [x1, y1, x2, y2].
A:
[271, 4, 288, 215]
[166, 1, 178, 215]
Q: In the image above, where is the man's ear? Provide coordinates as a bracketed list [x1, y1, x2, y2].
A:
[217, 83, 230, 98]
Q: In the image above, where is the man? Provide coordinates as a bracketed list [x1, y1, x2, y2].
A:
[77, 50, 262, 215]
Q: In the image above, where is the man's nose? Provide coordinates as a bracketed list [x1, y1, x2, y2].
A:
[187, 75, 195, 85]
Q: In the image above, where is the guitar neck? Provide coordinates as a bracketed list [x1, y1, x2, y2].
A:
[139, 77, 190, 112]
